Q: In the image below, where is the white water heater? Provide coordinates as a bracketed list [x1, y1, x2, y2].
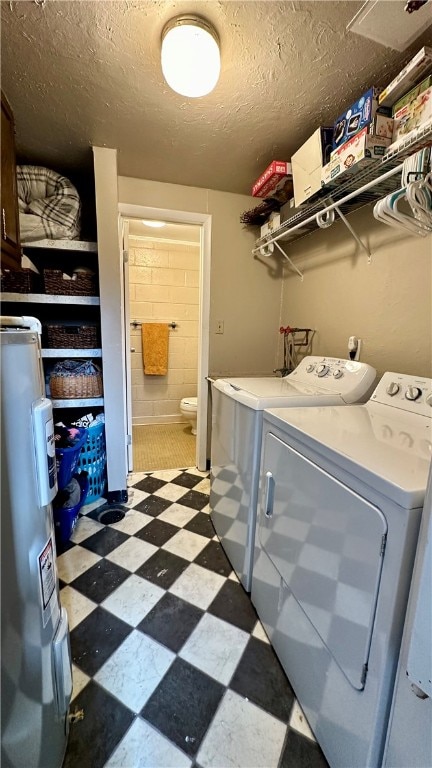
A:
[1, 316, 72, 768]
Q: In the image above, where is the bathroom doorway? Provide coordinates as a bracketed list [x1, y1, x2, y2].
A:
[122, 213, 210, 473]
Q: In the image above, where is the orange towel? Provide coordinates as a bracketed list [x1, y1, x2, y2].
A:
[142, 323, 169, 375]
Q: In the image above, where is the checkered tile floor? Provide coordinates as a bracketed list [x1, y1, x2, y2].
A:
[59, 467, 329, 768]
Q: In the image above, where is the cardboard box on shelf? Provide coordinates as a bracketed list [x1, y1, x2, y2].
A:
[322, 128, 390, 188]
[333, 88, 391, 150]
[391, 80, 432, 149]
[260, 211, 281, 239]
[252, 161, 293, 199]
[379, 46, 432, 109]
[372, 113, 394, 140]
[392, 75, 432, 114]
[280, 198, 303, 222]
[268, 211, 281, 229]
[292, 127, 333, 207]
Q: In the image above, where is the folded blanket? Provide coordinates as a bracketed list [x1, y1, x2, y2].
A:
[142, 323, 169, 375]
[17, 165, 81, 242]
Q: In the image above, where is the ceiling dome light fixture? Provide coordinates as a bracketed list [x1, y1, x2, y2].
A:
[161, 14, 221, 98]
[142, 220, 166, 228]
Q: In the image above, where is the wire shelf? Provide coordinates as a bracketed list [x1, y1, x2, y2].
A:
[254, 123, 432, 251]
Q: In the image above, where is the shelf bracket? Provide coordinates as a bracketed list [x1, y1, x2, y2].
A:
[335, 205, 372, 263]
[274, 241, 304, 280]
[325, 197, 372, 264]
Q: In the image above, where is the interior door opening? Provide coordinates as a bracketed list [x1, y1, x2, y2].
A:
[121, 212, 210, 474]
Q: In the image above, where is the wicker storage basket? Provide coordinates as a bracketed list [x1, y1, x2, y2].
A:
[50, 360, 103, 399]
[1, 269, 40, 294]
[43, 268, 97, 296]
[46, 324, 98, 349]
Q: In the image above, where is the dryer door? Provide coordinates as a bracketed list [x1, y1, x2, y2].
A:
[259, 432, 388, 690]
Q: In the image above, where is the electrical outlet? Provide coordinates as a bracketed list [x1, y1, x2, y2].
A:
[348, 336, 362, 361]
[216, 320, 224, 334]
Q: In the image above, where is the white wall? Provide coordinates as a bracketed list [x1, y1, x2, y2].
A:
[93, 147, 128, 496]
[118, 176, 284, 376]
[99, 164, 430, 482]
[129, 236, 200, 425]
[279, 206, 432, 377]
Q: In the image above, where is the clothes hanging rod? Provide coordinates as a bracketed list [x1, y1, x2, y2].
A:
[252, 162, 403, 255]
[130, 321, 178, 329]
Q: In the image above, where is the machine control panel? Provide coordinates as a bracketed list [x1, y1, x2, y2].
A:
[405, 386, 422, 402]
[386, 382, 400, 397]
[370, 372, 431, 460]
[316, 364, 329, 377]
[372, 372, 432, 417]
[290, 357, 373, 381]
[287, 356, 377, 402]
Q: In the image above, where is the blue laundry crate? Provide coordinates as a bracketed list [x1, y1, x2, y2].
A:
[54, 472, 89, 544]
[55, 427, 88, 490]
[77, 421, 107, 501]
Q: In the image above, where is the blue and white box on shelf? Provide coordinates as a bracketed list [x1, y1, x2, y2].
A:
[333, 87, 392, 150]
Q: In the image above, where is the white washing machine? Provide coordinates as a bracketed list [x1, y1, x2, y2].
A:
[251, 372, 432, 768]
[210, 356, 376, 591]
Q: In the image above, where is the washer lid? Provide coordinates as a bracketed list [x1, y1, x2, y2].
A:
[213, 377, 345, 410]
[263, 404, 432, 508]
[1, 315, 41, 333]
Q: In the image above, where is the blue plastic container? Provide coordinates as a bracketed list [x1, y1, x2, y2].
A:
[54, 472, 90, 544]
[55, 428, 88, 490]
[77, 421, 107, 501]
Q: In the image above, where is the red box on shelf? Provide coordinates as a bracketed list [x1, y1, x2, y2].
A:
[252, 161, 293, 198]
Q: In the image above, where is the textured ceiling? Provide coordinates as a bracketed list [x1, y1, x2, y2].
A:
[2, 0, 432, 194]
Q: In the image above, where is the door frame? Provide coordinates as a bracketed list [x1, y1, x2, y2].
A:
[118, 203, 212, 472]
[121, 217, 134, 472]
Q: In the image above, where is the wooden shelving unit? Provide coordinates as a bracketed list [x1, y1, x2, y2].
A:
[1, 239, 103, 412]
[1, 292, 100, 305]
[24, 239, 97, 252]
[51, 397, 104, 409]
[41, 348, 102, 358]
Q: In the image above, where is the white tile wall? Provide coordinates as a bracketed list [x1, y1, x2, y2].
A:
[129, 237, 200, 425]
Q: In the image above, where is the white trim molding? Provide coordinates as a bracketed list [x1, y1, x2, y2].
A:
[119, 202, 212, 472]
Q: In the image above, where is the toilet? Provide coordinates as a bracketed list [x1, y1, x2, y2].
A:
[180, 397, 198, 435]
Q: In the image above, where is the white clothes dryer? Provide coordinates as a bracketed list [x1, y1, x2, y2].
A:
[210, 356, 376, 591]
[383, 462, 432, 768]
[251, 372, 432, 768]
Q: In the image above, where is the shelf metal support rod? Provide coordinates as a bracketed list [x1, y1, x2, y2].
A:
[274, 241, 304, 280]
[334, 206, 372, 263]
[325, 196, 372, 263]
[252, 162, 403, 255]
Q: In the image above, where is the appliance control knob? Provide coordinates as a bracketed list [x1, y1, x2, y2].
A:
[316, 364, 329, 377]
[399, 431, 414, 448]
[333, 369, 343, 379]
[405, 386, 422, 402]
[306, 364, 315, 373]
[386, 382, 400, 397]
[426, 393, 432, 407]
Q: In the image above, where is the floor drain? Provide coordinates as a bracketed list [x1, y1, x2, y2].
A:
[98, 507, 126, 525]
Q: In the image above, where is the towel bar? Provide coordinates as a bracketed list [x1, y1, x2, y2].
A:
[130, 321, 177, 329]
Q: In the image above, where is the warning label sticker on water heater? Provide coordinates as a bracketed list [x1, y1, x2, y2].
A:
[38, 538, 56, 618]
